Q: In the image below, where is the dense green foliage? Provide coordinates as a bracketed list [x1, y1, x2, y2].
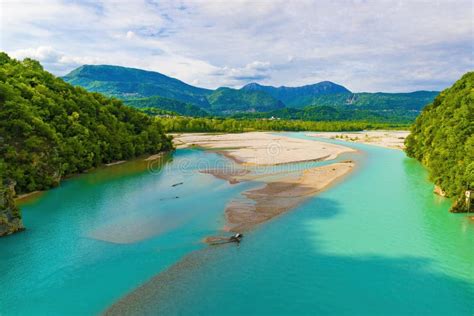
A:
[63, 65, 437, 122]
[405, 72, 473, 211]
[62, 65, 211, 107]
[241, 81, 351, 107]
[341, 91, 438, 110]
[125, 95, 209, 117]
[0, 164, 23, 236]
[0, 53, 173, 194]
[157, 116, 407, 133]
[231, 105, 419, 123]
[287, 91, 437, 110]
[241, 82, 437, 111]
[137, 107, 180, 116]
[206, 87, 285, 113]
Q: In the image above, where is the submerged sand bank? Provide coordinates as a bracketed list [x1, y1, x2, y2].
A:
[308, 130, 409, 150]
[173, 132, 355, 165]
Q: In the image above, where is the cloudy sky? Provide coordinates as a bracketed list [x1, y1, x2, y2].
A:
[1, 0, 473, 91]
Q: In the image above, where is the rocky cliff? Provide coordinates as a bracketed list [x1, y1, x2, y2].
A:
[0, 180, 24, 237]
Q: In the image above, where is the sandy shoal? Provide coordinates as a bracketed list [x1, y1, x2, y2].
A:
[173, 132, 356, 238]
[173, 132, 355, 165]
[308, 130, 410, 150]
[222, 161, 354, 232]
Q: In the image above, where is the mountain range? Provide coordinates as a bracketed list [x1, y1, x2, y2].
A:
[63, 65, 439, 122]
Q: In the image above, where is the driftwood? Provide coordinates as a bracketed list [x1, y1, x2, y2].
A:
[204, 233, 243, 245]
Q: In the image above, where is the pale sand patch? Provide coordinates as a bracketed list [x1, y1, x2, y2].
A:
[105, 160, 126, 166]
[173, 132, 355, 165]
[308, 130, 410, 150]
[144, 153, 164, 161]
[15, 190, 43, 202]
[223, 162, 354, 232]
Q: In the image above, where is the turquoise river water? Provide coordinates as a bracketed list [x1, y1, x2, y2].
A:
[0, 132, 473, 315]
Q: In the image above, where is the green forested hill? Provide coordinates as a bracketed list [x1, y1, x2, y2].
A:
[0, 53, 173, 195]
[63, 64, 438, 121]
[125, 95, 209, 117]
[405, 72, 473, 211]
[344, 91, 438, 110]
[207, 87, 285, 114]
[62, 65, 212, 107]
[241, 81, 351, 107]
[241, 82, 437, 111]
[62, 65, 287, 115]
[296, 91, 438, 110]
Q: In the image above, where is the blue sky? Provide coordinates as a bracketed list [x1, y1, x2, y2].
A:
[1, 0, 473, 92]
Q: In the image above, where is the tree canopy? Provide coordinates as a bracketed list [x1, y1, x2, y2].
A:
[0, 52, 173, 194]
[405, 72, 473, 211]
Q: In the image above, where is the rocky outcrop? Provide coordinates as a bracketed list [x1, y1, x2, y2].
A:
[0, 180, 24, 237]
[433, 185, 447, 197]
[450, 197, 472, 213]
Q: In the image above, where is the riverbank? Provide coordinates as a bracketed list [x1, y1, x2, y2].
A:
[14, 152, 167, 205]
[308, 130, 410, 150]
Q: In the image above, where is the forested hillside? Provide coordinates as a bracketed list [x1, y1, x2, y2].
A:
[63, 65, 437, 121]
[0, 53, 173, 194]
[241, 81, 350, 107]
[207, 87, 285, 113]
[231, 105, 418, 123]
[62, 65, 212, 107]
[0, 52, 174, 234]
[405, 72, 473, 211]
[125, 95, 209, 117]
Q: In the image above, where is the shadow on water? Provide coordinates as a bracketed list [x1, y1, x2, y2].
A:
[105, 197, 474, 315]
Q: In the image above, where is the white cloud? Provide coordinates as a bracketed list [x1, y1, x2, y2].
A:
[1, 0, 472, 91]
[125, 31, 136, 40]
[10, 46, 101, 73]
[11, 46, 62, 63]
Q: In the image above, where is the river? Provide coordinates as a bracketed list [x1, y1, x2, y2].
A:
[1, 133, 472, 315]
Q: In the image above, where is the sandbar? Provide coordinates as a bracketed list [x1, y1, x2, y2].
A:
[222, 161, 354, 232]
[177, 132, 357, 237]
[308, 130, 409, 150]
[173, 132, 355, 165]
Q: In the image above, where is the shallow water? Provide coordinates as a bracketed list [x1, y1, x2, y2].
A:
[1, 133, 473, 315]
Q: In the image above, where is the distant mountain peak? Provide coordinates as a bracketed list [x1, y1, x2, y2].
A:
[242, 82, 266, 89]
